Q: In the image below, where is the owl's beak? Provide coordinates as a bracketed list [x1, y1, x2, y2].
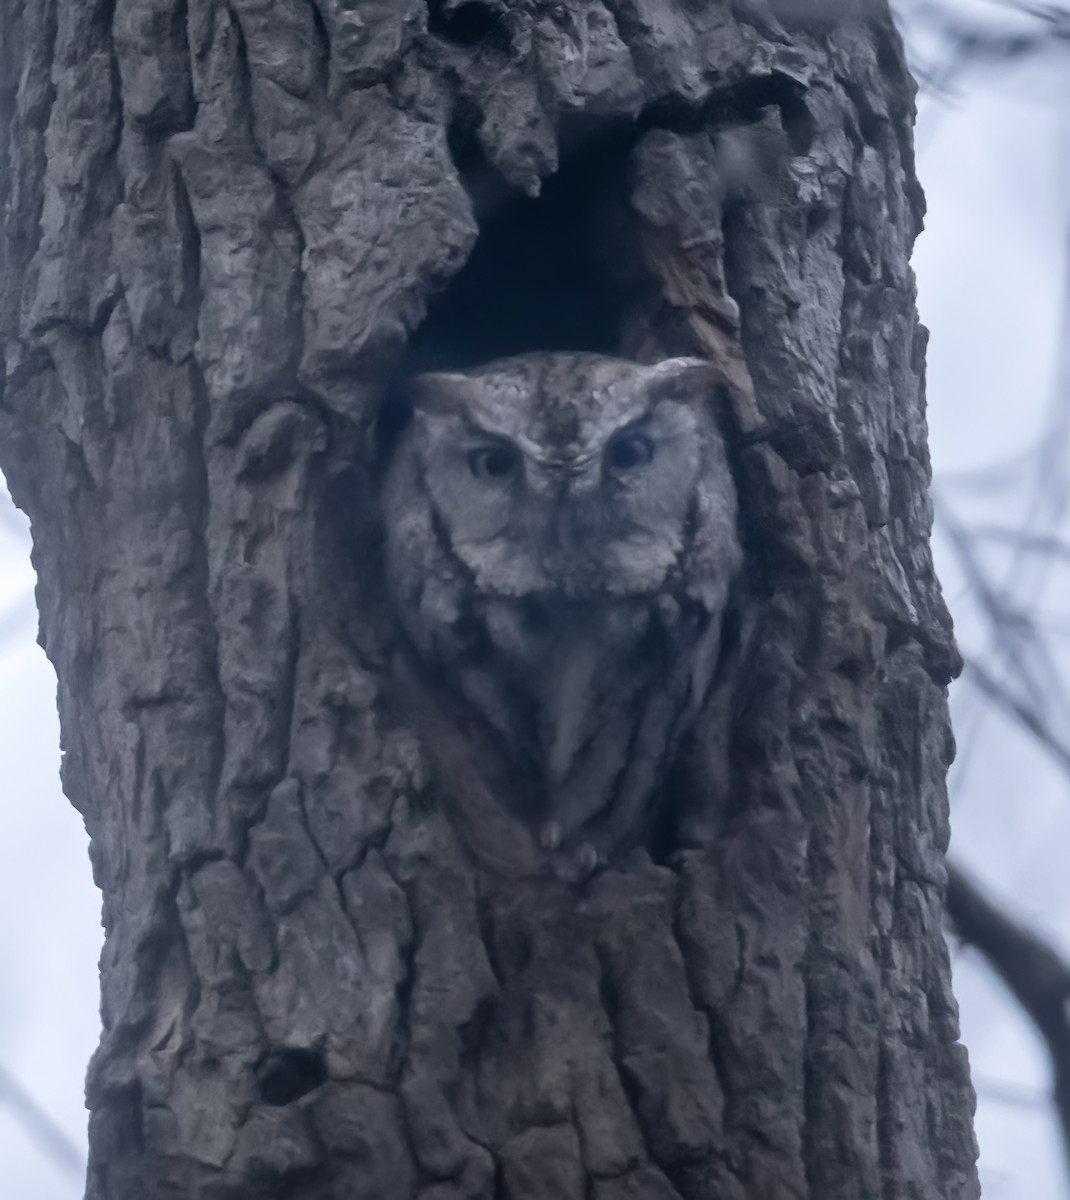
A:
[560, 456, 600, 494]
[551, 489, 599, 556]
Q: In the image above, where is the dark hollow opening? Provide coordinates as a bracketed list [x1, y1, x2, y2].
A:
[427, 0, 510, 49]
[406, 121, 636, 372]
[257, 1047, 327, 1106]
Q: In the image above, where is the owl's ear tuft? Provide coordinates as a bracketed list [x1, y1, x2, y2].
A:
[640, 358, 735, 423]
[640, 357, 716, 397]
[400, 372, 476, 417]
[377, 371, 472, 460]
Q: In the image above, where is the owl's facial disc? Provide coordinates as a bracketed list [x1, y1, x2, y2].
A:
[407, 355, 718, 597]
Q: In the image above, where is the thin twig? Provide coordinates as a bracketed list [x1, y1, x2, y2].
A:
[966, 528, 1070, 564]
[0, 1061, 85, 1178]
[973, 1074, 1050, 1109]
[940, 504, 1064, 715]
[962, 658, 1070, 776]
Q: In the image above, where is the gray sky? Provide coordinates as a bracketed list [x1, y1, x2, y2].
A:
[0, 511, 98, 1197]
[2, 6, 1070, 1197]
[914, 15, 1070, 1195]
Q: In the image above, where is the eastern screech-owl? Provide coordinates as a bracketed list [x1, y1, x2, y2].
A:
[381, 352, 741, 873]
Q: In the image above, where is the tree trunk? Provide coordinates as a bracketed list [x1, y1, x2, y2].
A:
[0, 2, 980, 1198]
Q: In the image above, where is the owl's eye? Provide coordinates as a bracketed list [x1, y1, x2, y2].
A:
[468, 445, 519, 481]
[606, 431, 655, 472]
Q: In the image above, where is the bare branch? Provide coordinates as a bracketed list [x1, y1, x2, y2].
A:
[0, 1062, 85, 1179]
[945, 865, 1070, 1163]
[972, 1075, 1049, 1109]
[962, 658, 1070, 776]
[905, 0, 1070, 67]
[939, 503, 1066, 715]
[967, 528, 1070, 564]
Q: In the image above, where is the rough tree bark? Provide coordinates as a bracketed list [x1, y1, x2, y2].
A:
[0, 1, 980, 1198]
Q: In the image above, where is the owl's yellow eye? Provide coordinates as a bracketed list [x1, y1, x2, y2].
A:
[468, 445, 519, 481]
[606, 431, 655, 472]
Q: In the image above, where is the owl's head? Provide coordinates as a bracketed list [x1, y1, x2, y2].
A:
[388, 353, 737, 597]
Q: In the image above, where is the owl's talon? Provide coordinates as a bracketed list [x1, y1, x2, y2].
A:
[548, 840, 601, 883]
[656, 594, 680, 628]
[575, 842, 600, 876]
[540, 821, 562, 851]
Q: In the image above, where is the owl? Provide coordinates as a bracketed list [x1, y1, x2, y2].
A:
[380, 352, 742, 875]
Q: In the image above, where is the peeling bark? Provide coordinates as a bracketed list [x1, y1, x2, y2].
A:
[0, 2, 979, 1197]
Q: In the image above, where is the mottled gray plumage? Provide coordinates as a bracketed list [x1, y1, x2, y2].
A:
[381, 352, 741, 874]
